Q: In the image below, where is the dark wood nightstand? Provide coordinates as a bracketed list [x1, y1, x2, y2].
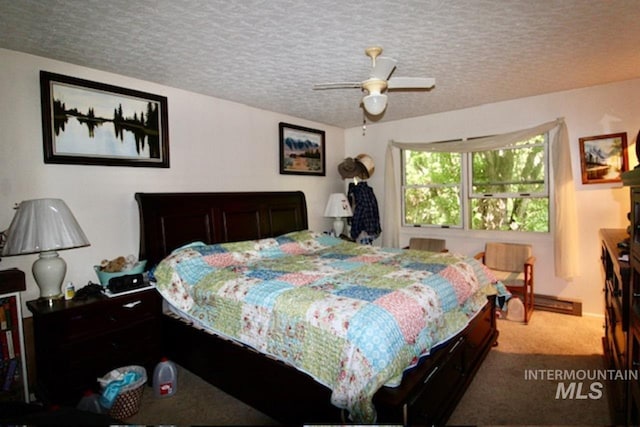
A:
[27, 287, 162, 405]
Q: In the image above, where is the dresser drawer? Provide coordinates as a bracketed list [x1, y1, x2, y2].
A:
[607, 298, 627, 368]
[38, 291, 161, 343]
[465, 301, 492, 349]
[53, 318, 161, 367]
[407, 335, 466, 424]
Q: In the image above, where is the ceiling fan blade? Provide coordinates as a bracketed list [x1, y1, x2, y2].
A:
[387, 77, 436, 89]
[313, 82, 362, 90]
[370, 57, 397, 80]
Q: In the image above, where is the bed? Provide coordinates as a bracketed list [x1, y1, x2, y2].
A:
[136, 191, 500, 425]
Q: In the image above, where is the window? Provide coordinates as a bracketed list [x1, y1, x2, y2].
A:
[403, 151, 463, 227]
[402, 134, 549, 232]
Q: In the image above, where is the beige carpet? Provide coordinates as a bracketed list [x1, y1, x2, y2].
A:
[448, 310, 611, 426]
[127, 367, 278, 426]
[128, 310, 610, 426]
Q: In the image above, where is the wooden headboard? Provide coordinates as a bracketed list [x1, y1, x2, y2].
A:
[135, 191, 308, 268]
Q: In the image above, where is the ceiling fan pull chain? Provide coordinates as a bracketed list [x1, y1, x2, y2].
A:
[362, 113, 367, 136]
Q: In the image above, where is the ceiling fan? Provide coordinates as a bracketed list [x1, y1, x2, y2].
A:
[313, 46, 436, 116]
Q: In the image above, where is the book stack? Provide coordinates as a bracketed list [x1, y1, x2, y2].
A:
[0, 295, 22, 399]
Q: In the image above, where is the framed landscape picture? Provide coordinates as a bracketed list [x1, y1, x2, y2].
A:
[578, 132, 628, 184]
[40, 71, 170, 167]
[279, 122, 325, 176]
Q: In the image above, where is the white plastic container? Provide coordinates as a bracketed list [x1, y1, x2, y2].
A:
[76, 390, 104, 413]
[153, 357, 177, 398]
[64, 282, 75, 300]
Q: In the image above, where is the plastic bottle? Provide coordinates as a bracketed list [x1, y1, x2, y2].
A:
[64, 282, 75, 300]
[76, 390, 104, 413]
[153, 357, 177, 398]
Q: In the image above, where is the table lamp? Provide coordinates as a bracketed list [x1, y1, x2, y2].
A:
[323, 193, 353, 237]
[2, 198, 90, 300]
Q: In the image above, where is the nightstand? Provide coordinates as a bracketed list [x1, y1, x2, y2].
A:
[27, 287, 162, 405]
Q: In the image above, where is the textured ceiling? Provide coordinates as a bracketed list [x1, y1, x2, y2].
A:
[1, 0, 639, 129]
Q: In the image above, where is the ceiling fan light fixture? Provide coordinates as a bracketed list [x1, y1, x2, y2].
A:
[313, 46, 434, 118]
[363, 93, 387, 115]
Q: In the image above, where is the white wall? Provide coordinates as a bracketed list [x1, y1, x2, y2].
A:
[345, 79, 640, 316]
[0, 49, 346, 307]
[3, 46, 639, 317]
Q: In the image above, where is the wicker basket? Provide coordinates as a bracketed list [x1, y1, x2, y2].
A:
[102, 365, 147, 420]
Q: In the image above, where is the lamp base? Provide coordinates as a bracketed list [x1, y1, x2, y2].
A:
[332, 218, 345, 237]
[32, 250, 66, 300]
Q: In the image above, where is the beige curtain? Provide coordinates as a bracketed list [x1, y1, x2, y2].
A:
[383, 118, 578, 281]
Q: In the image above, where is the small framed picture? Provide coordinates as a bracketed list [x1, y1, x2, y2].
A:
[578, 132, 628, 184]
[279, 122, 325, 176]
[40, 71, 170, 168]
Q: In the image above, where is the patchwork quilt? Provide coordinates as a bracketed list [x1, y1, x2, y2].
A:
[153, 230, 504, 422]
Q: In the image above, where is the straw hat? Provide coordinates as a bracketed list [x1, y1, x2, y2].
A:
[355, 154, 375, 179]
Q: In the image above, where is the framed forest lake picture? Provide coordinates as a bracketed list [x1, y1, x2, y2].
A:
[40, 71, 169, 167]
[279, 122, 325, 176]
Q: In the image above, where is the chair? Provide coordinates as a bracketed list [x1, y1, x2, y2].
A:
[475, 242, 535, 324]
[408, 238, 447, 252]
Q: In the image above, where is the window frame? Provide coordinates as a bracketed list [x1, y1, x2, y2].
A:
[401, 150, 464, 229]
[401, 133, 551, 233]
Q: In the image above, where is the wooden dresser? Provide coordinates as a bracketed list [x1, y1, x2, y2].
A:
[27, 288, 162, 405]
[621, 168, 640, 424]
[600, 228, 630, 424]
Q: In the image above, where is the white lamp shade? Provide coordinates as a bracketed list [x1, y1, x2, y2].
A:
[363, 93, 388, 115]
[2, 198, 90, 256]
[324, 193, 353, 218]
[2, 198, 89, 300]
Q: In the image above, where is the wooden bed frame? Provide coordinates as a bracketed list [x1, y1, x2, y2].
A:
[136, 191, 498, 425]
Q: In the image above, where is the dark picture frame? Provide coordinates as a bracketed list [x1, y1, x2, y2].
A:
[279, 122, 325, 176]
[40, 71, 170, 167]
[579, 132, 628, 184]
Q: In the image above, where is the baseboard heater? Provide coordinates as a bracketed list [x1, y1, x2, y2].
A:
[534, 293, 582, 316]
